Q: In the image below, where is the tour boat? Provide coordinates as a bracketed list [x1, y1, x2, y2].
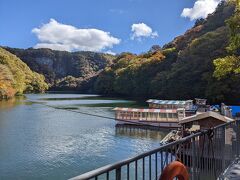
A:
[113, 99, 198, 128]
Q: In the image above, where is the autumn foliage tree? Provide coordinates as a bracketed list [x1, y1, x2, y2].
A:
[0, 48, 48, 99]
[95, 1, 239, 104]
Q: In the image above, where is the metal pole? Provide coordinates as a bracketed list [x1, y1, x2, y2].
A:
[192, 137, 196, 180]
[116, 167, 121, 180]
[236, 121, 240, 156]
[221, 126, 226, 171]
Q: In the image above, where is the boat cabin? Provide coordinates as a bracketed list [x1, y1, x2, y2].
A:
[195, 98, 209, 112]
[146, 99, 193, 110]
[112, 98, 228, 128]
[220, 103, 233, 118]
[195, 98, 207, 106]
[113, 108, 185, 122]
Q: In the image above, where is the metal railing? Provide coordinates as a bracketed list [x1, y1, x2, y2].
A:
[70, 120, 240, 180]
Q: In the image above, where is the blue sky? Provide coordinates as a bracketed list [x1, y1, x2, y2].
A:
[0, 0, 222, 54]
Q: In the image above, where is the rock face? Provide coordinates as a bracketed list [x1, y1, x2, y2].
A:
[3, 47, 115, 91]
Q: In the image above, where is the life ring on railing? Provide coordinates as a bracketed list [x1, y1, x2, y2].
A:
[159, 161, 189, 180]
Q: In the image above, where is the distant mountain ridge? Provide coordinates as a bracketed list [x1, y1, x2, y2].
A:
[2, 1, 239, 104]
[3, 47, 115, 92]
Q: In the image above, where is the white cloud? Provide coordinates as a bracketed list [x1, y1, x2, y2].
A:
[32, 19, 121, 52]
[104, 50, 116, 55]
[181, 0, 222, 21]
[131, 23, 158, 40]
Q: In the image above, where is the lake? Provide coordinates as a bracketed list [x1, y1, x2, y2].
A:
[0, 94, 167, 180]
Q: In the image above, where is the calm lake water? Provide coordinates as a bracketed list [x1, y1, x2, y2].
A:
[0, 94, 167, 180]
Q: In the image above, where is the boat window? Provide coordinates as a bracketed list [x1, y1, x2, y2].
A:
[173, 113, 177, 118]
[153, 113, 158, 119]
[142, 112, 146, 118]
[137, 112, 140, 117]
[149, 113, 152, 118]
[120, 112, 125, 117]
[134, 112, 137, 117]
[150, 112, 155, 119]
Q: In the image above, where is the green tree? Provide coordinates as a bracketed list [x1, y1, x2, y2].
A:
[0, 48, 48, 99]
[214, 55, 240, 78]
[213, 0, 240, 79]
[226, 0, 240, 53]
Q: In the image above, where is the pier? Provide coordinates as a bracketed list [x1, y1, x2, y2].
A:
[70, 120, 240, 180]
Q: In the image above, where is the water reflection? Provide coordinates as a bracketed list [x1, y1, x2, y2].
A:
[115, 125, 168, 141]
[0, 93, 166, 180]
[0, 96, 27, 110]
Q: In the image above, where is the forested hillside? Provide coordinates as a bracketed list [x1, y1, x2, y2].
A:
[0, 48, 48, 99]
[1, 1, 239, 104]
[94, 1, 240, 104]
[3, 47, 115, 91]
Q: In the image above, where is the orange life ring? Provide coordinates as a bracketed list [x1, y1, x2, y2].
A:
[159, 161, 189, 180]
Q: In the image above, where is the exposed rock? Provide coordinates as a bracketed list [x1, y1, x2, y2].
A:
[3, 47, 115, 92]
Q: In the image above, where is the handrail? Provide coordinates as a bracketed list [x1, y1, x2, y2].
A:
[70, 120, 239, 180]
[70, 130, 206, 179]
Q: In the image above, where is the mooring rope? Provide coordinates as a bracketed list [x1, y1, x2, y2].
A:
[26, 99, 116, 120]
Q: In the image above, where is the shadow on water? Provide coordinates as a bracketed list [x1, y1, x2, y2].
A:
[38, 94, 147, 107]
[38, 94, 125, 101]
[39, 96, 102, 101]
[74, 101, 145, 108]
[38, 94, 147, 109]
[115, 125, 169, 141]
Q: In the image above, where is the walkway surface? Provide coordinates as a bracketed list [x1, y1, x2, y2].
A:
[219, 158, 240, 180]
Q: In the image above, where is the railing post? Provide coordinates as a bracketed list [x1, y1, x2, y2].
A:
[116, 167, 121, 180]
[191, 137, 196, 180]
[221, 126, 226, 171]
[236, 120, 240, 157]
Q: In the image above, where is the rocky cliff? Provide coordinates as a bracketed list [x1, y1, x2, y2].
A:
[3, 47, 115, 92]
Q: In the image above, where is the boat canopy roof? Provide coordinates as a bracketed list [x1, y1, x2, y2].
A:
[179, 111, 234, 124]
[113, 107, 177, 113]
[146, 99, 190, 105]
